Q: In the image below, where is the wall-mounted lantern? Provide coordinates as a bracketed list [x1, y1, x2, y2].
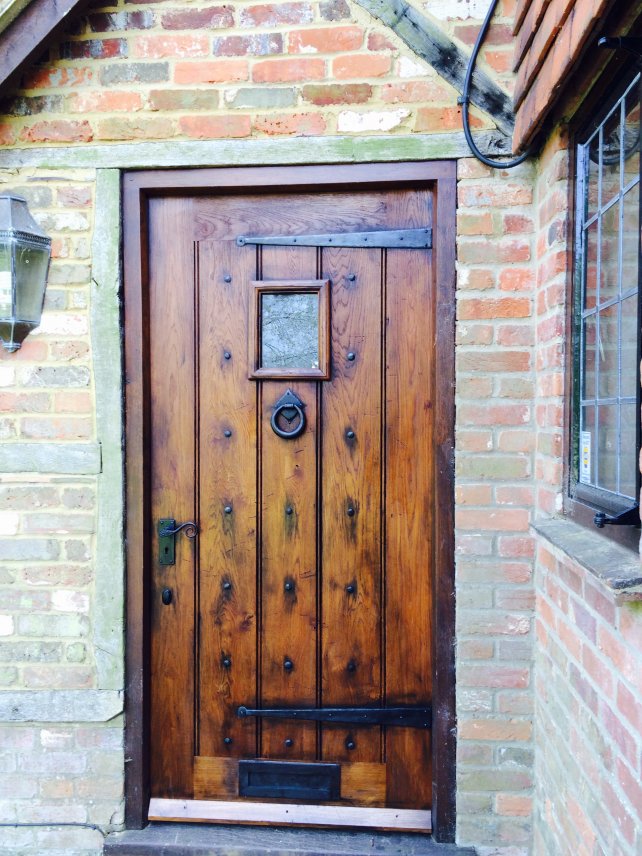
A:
[0, 195, 51, 353]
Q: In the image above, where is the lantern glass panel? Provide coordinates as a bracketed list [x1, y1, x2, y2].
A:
[0, 242, 12, 317]
[15, 243, 50, 323]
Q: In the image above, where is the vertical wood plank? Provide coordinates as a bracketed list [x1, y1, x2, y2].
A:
[384, 191, 434, 809]
[260, 243, 319, 759]
[149, 196, 196, 798]
[320, 246, 383, 765]
[197, 235, 258, 759]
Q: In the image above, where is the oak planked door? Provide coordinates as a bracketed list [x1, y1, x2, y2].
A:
[146, 183, 441, 828]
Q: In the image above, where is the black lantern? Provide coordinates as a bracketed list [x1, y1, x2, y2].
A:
[0, 195, 51, 353]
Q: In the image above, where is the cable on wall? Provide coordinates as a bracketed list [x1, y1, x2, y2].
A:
[460, 0, 533, 169]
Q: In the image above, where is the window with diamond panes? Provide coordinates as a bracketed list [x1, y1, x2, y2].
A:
[573, 74, 641, 518]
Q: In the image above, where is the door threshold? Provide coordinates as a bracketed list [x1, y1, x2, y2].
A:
[104, 822, 477, 855]
[149, 797, 432, 832]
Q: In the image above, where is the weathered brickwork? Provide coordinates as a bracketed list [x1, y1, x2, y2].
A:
[455, 156, 536, 853]
[534, 540, 642, 856]
[0, 169, 97, 692]
[0, 720, 123, 855]
[0, 0, 496, 145]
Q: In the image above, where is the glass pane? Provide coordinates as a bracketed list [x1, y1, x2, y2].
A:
[597, 404, 618, 492]
[621, 184, 639, 292]
[579, 405, 595, 485]
[623, 85, 640, 188]
[621, 295, 639, 399]
[15, 245, 49, 323]
[602, 110, 621, 209]
[261, 292, 319, 370]
[0, 243, 12, 317]
[582, 313, 596, 401]
[600, 200, 620, 304]
[584, 221, 599, 310]
[598, 304, 619, 399]
[620, 403, 637, 499]
[586, 134, 600, 220]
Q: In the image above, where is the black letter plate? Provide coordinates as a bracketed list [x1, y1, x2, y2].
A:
[238, 760, 340, 801]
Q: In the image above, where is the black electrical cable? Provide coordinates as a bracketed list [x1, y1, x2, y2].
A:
[460, 0, 533, 168]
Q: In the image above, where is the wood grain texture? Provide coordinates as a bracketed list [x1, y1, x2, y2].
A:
[197, 236, 258, 759]
[384, 190, 434, 810]
[320, 245, 383, 766]
[148, 196, 197, 798]
[259, 243, 319, 760]
[149, 797, 431, 830]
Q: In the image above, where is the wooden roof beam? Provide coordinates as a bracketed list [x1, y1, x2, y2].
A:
[0, 0, 90, 93]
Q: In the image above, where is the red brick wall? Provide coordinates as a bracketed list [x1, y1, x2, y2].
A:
[535, 538, 642, 855]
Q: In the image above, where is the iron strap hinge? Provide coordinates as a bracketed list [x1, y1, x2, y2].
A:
[237, 705, 432, 729]
[236, 228, 432, 250]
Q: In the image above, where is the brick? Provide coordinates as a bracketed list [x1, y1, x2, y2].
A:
[333, 54, 391, 78]
[239, 4, 313, 27]
[496, 793, 533, 816]
[179, 115, 251, 139]
[457, 351, 531, 372]
[17, 614, 89, 637]
[302, 83, 371, 105]
[253, 112, 326, 135]
[252, 57, 325, 83]
[174, 60, 248, 84]
[459, 665, 529, 688]
[70, 91, 143, 112]
[161, 6, 234, 29]
[458, 403, 530, 427]
[134, 34, 209, 58]
[320, 0, 351, 20]
[288, 26, 363, 53]
[24, 665, 93, 689]
[457, 508, 530, 532]
[59, 39, 127, 60]
[96, 117, 175, 140]
[213, 34, 283, 56]
[22, 66, 94, 89]
[100, 62, 169, 85]
[1, 95, 64, 116]
[21, 120, 93, 144]
[0, 539, 59, 561]
[458, 297, 531, 320]
[459, 718, 532, 741]
[88, 11, 154, 31]
[459, 184, 533, 207]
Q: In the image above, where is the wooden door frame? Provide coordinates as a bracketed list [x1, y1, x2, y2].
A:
[122, 162, 457, 842]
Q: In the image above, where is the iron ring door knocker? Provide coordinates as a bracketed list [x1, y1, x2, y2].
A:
[271, 389, 306, 440]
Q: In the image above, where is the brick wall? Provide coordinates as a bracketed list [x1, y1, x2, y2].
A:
[0, 0, 496, 145]
[534, 541, 642, 856]
[455, 155, 536, 852]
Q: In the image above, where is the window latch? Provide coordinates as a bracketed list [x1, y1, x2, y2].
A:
[593, 506, 640, 529]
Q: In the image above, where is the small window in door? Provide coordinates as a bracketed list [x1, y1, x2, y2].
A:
[249, 279, 331, 379]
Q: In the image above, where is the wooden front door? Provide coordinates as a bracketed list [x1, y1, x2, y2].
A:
[124, 164, 456, 836]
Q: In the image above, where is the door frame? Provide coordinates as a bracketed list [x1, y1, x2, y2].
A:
[122, 162, 457, 842]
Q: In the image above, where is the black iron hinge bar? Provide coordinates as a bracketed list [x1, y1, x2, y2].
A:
[237, 705, 432, 728]
[236, 228, 432, 249]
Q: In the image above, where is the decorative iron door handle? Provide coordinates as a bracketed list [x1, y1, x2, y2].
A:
[270, 389, 306, 440]
[157, 518, 198, 565]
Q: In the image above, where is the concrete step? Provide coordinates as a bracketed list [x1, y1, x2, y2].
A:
[104, 823, 477, 856]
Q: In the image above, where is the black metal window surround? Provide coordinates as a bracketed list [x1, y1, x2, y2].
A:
[571, 73, 642, 531]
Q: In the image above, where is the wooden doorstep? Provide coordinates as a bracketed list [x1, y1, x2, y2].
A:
[148, 798, 432, 833]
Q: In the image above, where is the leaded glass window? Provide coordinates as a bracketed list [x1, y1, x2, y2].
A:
[573, 74, 641, 515]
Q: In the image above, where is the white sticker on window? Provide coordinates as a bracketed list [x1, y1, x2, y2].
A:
[580, 431, 591, 484]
